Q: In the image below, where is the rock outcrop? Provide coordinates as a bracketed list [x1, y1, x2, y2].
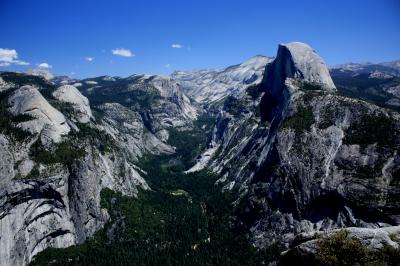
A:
[0, 77, 12, 92]
[0, 135, 15, 187]
[0, 172, 77, 265]
[98, 102, 174, 160]
[281, 226, 400, 263]
[288, 226, 400, 254]
[25, 69, 55, 81]
[137, 75, 199, 125]
[52, 85, 93, 123]
[8, 85, 70, 145]
[0, 140, 150, 266]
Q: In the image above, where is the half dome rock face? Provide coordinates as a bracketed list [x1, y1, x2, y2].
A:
[8, 85, 70, 144]
[264, 42, 336, 99]
[52, 85, 93, 123]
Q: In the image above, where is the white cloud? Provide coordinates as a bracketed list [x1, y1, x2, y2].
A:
[112, 48, 134, 57]
[14, 60, 29, 66]
[37, 62, 52, 69]
[0, 48, 30, 66]
[85, 57, 94, 62]
[171, 44, 183, 49]
[0, 48, 17, 62]
[165, 64, 171, 68]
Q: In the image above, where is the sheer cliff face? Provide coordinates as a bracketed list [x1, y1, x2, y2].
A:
[263, 42, 336, 100]
[206, 42, 400, 247]
[0, 73, 197, 266]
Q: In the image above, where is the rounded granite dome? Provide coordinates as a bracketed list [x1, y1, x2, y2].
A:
[52, 84, 93, 123]
[263, 41, 336, 98]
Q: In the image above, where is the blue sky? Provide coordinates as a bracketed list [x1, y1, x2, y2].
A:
[0, 0, 399, 78]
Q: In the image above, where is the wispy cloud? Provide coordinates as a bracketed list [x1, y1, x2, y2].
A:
[112, 48, 134, 57]
[0, 48, 30, 66]
[85, 57, 94, 62]
[37, 62, 52, 69]
[165, 63, 171, 68]
[171, 44, 183, 49]
[15, 61, 29, 65]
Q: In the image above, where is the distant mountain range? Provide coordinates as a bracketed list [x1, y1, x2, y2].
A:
[331, 60, 400, 77]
